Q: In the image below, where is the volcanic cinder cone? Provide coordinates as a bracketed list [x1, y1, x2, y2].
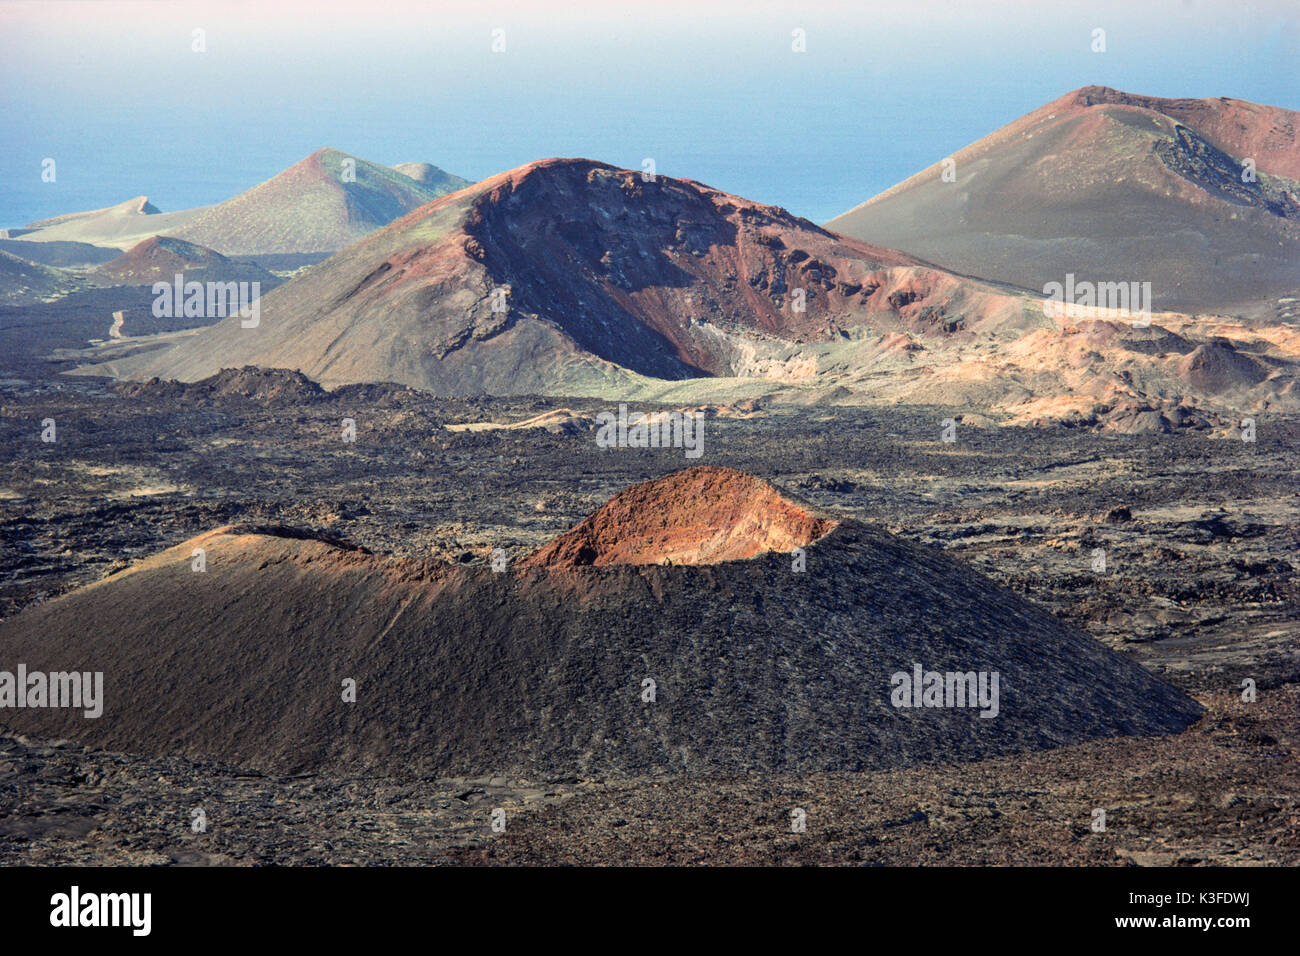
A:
[168, 148, 471, 255]
[0, 468, 1202, 778]
[78, 155, 1298, 422]
[9, 151, 471, 255]
[96, 236, 276, 286]
[85, 157, 1049, 395]
[828, 86, 1300, 319]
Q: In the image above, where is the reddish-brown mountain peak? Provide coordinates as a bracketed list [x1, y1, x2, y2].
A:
[264, 148, 375, 190]
[1055, 85, 1202, 112]
[1040, 86, 1178, 124]
[1046, 86, 1300, 178]
[284, 147, 339, 180]
[474, 156, 619, 195]
[482, 158, 815, 228]
[114, 234, 220, 263]
[522, 467, 838, 569]
[1066, 85, 1130, 107]
[511, 156, 612, 176]
[96, 235, 274, 284]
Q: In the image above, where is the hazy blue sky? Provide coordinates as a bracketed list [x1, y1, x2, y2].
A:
[2, 0, 1297, 227]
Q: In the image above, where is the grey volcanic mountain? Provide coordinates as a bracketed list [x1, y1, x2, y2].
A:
[6, 150, 471, 257]
[391, 161, 464, 190]
[0, 468, 1201, 779]
[84, 157, 1054, 395]
[827, 86, 1300, 319]
[168, 148, 472, 255]
[3, 195, 203, 251]
[0, 249, 79, 305]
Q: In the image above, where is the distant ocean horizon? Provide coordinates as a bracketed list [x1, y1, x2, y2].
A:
[3, 0, 1296, 230]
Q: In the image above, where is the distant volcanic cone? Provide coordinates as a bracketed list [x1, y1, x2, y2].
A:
[0, 468, 1201, 778]
[96, 235, 276, 286]
[169, 148, 472, 255]
[828, 85, 1300, 318]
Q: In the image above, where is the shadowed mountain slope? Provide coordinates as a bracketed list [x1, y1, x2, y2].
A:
[0, 238, 119, 268]
[0, 250, 79, 305]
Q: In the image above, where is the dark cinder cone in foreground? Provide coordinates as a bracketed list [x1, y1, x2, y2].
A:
[0, 467, 1203, 779]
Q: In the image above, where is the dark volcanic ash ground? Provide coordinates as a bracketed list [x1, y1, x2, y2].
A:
[0, 369, 1296, 865]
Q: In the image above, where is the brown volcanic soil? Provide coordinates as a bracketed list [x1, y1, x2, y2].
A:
[454, 686, 1299, 867]
[3, 687, 1292, 866]
[828, 85, 1300, 319]
[522, 467, 836, 567]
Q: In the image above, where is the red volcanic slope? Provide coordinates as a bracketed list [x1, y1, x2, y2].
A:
[522, 466, 838, 568]
[1058, 86, 1300, 180]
